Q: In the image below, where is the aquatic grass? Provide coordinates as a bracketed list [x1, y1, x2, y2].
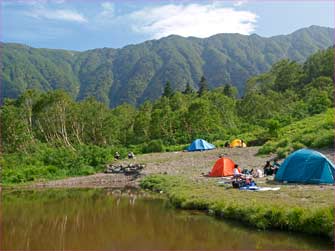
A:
[141, 175, 334, 239]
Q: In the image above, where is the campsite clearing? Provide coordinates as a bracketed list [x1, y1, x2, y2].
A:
[23, 146, 333, 189]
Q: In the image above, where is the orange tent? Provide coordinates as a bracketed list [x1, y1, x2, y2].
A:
[209, 157, 240, 177]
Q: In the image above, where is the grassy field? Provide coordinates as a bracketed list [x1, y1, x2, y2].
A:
[140, 174, 334, 239]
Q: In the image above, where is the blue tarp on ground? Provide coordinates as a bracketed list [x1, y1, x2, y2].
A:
[275, 149, 335, 184]
[187, 139, 215, 151]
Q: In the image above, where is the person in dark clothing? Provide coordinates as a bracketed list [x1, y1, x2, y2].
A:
[272, 159, 280, 175]
[114, 152, 120, 160]
[263, 161, 273, 176]
[128, 152, 135, 159]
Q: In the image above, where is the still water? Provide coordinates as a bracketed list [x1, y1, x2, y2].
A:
[1, 188, 332, 250]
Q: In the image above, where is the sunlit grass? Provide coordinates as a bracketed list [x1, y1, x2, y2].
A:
[141, 175, 334, 239]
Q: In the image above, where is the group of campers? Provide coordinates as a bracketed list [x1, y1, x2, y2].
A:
[110, 138, 335, 186]
[229, 160, 280, 188]
[114, 151, 135, 160]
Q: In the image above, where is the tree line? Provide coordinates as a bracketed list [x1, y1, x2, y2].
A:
[1, 48, 333, 154]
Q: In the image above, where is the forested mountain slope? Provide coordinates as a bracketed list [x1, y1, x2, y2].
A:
[2, 25, 333, 107]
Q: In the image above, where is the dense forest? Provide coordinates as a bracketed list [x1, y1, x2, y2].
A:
[1, 47, 333, 184]
[2, 26, 334, 107]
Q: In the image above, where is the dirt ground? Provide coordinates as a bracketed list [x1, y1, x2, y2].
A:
[27, 147, 334, 189]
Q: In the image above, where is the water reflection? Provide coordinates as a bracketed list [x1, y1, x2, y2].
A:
[1, 188, 332, 250]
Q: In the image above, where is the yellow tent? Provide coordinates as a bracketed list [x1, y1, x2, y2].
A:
[230, 139, 247, 148]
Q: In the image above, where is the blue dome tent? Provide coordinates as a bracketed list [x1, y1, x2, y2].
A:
[275, 149, 335, 184]
[187, 139, 215, 151]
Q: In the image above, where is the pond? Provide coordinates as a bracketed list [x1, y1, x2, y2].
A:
[1, 188, 332, 250]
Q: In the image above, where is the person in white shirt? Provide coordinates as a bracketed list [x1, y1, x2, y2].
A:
[233, 164, 242, 178]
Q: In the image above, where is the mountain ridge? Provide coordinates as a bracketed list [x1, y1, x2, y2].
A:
[1, 25, 334, 107]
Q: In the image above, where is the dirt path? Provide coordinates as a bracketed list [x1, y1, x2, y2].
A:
[26, 147, 333, 189]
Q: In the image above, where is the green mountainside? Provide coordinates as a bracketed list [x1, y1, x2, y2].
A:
[2, 25, 334, 107]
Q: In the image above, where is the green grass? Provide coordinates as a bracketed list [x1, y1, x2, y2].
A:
[1, 144, 117, 185]
[1, 142, 191, 185]
[140, 175, 334, 239]
[258, 109, 334, 157]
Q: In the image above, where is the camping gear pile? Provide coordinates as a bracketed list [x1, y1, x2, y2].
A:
[232, 176, 256, 188]
[105, 163, 145, 176]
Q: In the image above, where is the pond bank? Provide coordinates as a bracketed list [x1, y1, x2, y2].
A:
[4, 147, 334, 241]
[3, 188, 332, 250]
[140, 175, 334, 240]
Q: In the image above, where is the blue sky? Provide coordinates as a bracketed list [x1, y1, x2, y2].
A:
[1, 0, 334, 51]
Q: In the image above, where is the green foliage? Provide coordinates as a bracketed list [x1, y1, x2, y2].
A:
[1, 144, 116, 184]
[164, 144, 188, 152]
[223, 84, 238, 98]
[305, 89, 331, 115]
[162, 81, 174, 98]
[197, 76, 209, 97]
[142, 140, 165, 153]
[266, 119, 280, 137]
[182, 82, 194, 95]
[1, 45, 334, 184]
[271, 60, 304, 92]
[259, 109, 334, 156]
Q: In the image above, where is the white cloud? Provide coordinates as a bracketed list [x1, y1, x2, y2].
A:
[130, 4, 257, 39]
[234, 1, 248, 7]
[100, 2, 115, 17]
[27, 8, 87, 23]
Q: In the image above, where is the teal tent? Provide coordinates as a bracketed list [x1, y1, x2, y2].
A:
[187, 139, 215, 151]
[275, 149, 335, 184]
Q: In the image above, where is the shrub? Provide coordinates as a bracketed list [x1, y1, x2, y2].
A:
[258, 141, 276, 154]
[276, 146, 292, 159]
[165, 144, 188, 152]
[291, 142, 306, 151]
[2, 144, 120, 184]
[276, 138, 289, 148]
[310, 130, 334, 148]
[142, 140, 165, 153]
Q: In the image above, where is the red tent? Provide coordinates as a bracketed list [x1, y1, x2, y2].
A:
[209, 157, 240, 177]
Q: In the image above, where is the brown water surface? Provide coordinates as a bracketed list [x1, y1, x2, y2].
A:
[1, 188, 332, 250]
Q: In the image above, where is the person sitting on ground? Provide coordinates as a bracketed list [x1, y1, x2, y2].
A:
[114, 151, 120, 160]
[233, 164, 243, 178]
[263, 161, 273, 176]
[128, 151, 135, 159]
[272, 159, 280, 175]
[232, 165, 243, 188]
[256, 168, 264, 178]
[251, 168, 263, 178]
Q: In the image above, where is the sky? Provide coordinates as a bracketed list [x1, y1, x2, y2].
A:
[1, 0, 334, 51]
